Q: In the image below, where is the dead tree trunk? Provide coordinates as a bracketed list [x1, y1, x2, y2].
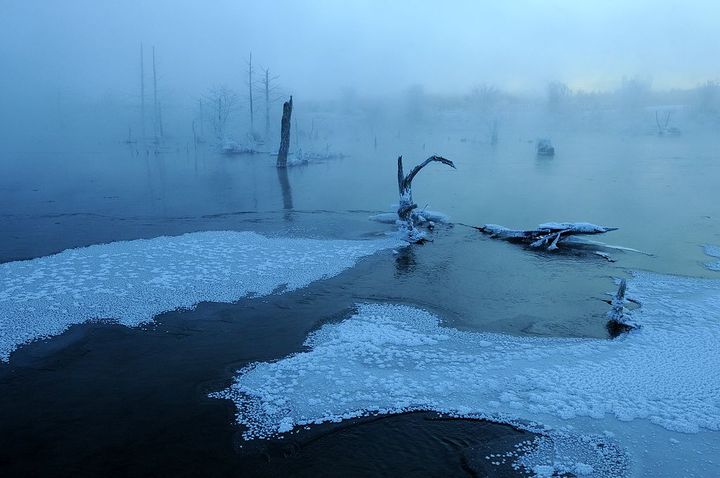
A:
[152, 46, 159, 142]
[247, 52, 254, 136]
[140, 43, 146, 141]
[277, 96, 293, 168]
[158, 102, 164, 138]
[264, 68, 270, 140]
[397, 155, 455, 241]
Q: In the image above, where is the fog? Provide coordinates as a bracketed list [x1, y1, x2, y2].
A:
[3, 0, 720, 96]
[1, 0, 719, 147]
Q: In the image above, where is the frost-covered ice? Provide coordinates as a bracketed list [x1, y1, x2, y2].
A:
[704, 245, 720, 271]
[0, 231, 399, 361]
[214, 271, 720, 477]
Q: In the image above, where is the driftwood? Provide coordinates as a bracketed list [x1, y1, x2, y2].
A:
[606, 279, 637, 337]
[475, 222, 617, 251]
[277, 96, 293, 167]
[397, 155, 455, 242]
[656, 111, 681, 136]
[536, 138, 555, 156]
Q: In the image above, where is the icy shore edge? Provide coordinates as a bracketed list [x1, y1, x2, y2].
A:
[0, 231, 399, 362]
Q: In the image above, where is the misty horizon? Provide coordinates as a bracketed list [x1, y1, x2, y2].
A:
[2, 0, 719, 104]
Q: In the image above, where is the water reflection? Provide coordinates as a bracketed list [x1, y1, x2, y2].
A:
[276, 166, 294, 220]
[394, 245, 416, 275]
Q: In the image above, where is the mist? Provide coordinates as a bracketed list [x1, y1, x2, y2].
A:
[2, 0, 720, 147]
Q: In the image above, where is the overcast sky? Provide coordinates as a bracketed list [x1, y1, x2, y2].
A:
[1, 0, 719, 102]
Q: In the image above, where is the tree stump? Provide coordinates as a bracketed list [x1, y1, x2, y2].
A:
[277, 96, 293, 168]
[396, 155, 455, 242]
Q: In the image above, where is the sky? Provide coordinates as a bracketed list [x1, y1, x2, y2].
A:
[1, 0, 719, 103]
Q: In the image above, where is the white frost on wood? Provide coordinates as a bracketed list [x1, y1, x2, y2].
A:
[214, 271, 720, 477]
[0, 231, 399, 362]
[606, 278, 637, 331]
[478, 222, 619, 252]
[478, 224, 529, 239]
[537, 222, 617, 234]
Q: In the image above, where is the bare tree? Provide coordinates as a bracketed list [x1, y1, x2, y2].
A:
[204, 86, 240, 140]
[259, 68, 281, 140]
[277, 96, 293, 167]
[158, 101, 164, 138]
[139, 43, 146, 140]
[247, 52, 254, 136]
[152, 46, 162, 142]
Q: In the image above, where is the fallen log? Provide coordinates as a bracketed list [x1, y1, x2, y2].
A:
[474, 222, 618, 251]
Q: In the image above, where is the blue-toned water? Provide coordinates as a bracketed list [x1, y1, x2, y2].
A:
[1, 120, 719, 476]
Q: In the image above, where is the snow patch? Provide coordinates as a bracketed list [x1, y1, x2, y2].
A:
[0, 231, 399, 361]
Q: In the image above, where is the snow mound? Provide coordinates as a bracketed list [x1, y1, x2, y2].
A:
[214, 271, 720, 477]
[0, 231, 398, 361]
[704, 245, 720, 271]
